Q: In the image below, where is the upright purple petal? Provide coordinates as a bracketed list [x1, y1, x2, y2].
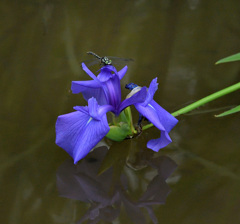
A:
[55, 98, 110, 164]
[118, 66, 128, 80]
[144, 78, 158, 106]
[97, 65, 117, 82]
[82, 63, 100, 83]
[103, 75, 121, 110]
[88, 97, 100, 120]
[72, 64, 125, 109]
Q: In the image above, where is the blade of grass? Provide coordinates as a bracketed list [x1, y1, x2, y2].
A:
[216, 52, 240, 64]
[215, 105, 240, 117]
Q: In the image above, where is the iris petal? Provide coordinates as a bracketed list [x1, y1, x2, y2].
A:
[103, 75, 121, 110]
[118, 66, 128, 80]
[118, 87, 148, 114]
[71, 80, 101, 94]
[71, 64, 126, 108]
[81, 63, 100, 83]
[55, 98, 110, 164]
[144, 78, 159, 106]
[135, 102, 165, 131]
[147, 131, 172, 152]
[73, 105, 89, 114]
[71, 80, 108, 105]
[150, 100, 178, 132]
[97, 65, 117, 82]
[134, 99, 178, 152]
[88, 98, 100, 120]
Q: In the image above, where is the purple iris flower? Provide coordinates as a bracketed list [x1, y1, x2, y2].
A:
[56, 62, 177, 164]
[56, 88, 147, 164]
[71, 63, 128, 114]
[127, 78, 178, 152]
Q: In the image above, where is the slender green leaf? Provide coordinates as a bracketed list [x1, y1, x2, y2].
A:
[216, 52, 240, 64]
[215, 105, 240, 117]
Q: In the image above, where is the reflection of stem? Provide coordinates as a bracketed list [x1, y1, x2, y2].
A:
[179, 148, 240, 181]
[142, 82, 240, 131]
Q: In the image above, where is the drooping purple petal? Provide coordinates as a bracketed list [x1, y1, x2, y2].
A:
[55, 98, 110, 164]
[135, 99, 178, 151]
[135, 102, 165, 131]
[150, 100, 178, 132]
[147, 131, 172, 151]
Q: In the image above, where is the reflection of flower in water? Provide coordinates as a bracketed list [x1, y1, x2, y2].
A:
[56, 146, 177, 224]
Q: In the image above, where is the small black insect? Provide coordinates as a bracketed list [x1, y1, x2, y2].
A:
[87, 51, 112, 66]
[83, 51, 134, 68]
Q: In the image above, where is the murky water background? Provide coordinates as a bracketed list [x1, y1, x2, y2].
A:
[1, 0, 240, 223]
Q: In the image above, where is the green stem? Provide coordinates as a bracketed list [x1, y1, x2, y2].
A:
[172, 82, 240, 116]
[142, 82, 240, 131]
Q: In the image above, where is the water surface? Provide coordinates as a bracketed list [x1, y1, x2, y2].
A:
[1, 0, 240, 223]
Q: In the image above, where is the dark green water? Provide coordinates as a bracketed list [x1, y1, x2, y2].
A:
[1, 1, 240, 223]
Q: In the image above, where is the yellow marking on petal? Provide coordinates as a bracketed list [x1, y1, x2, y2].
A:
[87, 117, 93, 125]
[148, 104, 155, 110]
